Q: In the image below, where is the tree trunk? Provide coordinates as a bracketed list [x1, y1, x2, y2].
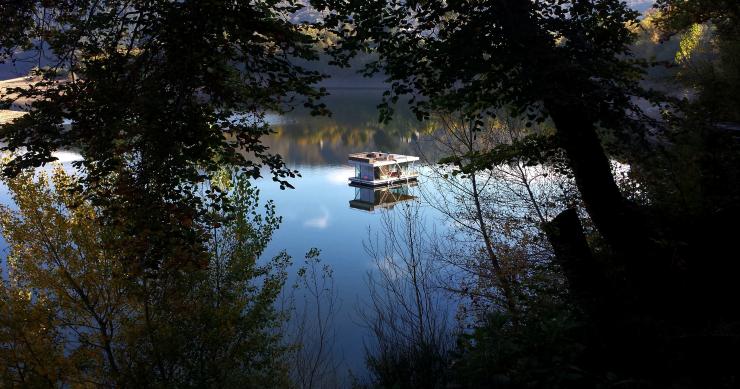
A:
[544, 208, 612, 316]
[546, 102, 662, 297]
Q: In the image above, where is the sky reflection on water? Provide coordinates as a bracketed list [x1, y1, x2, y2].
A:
[255, 88, 448, 377]
[0, 87, 447, 380]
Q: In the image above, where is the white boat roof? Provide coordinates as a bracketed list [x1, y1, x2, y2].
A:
[348, 152, 419, 167]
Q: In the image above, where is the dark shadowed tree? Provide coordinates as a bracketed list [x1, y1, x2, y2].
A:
[655, 0, 740, 122]
[313, 0, 668, 295]
[0, 0, 328, 269]
[314, 0, 740, 386]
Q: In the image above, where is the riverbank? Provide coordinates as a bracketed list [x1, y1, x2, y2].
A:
[0, 109, 25, 125]
[0, 76, 34, 125]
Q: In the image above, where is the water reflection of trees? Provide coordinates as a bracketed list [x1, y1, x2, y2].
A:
[262, 90, 438, 166]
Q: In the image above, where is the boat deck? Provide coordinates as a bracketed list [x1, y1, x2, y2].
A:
[349, 173, 419, 187]
[348, 152, 419, 166]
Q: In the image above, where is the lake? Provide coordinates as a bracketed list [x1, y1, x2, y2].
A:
[256, 88, 449, 379]
[0, 87, 451, 382]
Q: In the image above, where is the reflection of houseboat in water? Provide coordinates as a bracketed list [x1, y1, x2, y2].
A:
[348, 152, 419, 186]
[349, 182, 417, 212]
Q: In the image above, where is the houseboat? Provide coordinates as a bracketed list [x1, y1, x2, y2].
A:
[348, 152, 419, 187]
[349, 182, 417, 212]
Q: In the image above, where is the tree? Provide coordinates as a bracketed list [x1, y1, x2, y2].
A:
[315, 0, 740, 385]
[0, 0, 329, 269]
[421, 112, 576, 320]
[655, 0, 739, 39]
[0, 164, 294, 387]
[655, 0, 740, 121]
[360, 202, 454, 389]
[286, 250, 343, 389]
[315, 0, 667, 294]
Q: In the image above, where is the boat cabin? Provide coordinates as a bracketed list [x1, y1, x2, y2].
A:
[348, 152, 419, 186]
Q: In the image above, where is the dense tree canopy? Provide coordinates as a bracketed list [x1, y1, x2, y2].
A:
[655, 0, 740, 122]
[0, 165, 292, 386]
[317, 0, 650, 124]
[0, 0, 328, 268]
[1, 1, 738, 387]
[314, 0, 740, 386]
[315, 0, 667, 297]
[656, 0, 739, 37]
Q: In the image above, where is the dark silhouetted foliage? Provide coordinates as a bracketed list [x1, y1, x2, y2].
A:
[0, 0, 329, 269]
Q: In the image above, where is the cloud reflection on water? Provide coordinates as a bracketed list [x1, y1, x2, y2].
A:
[303, 205, 330, 229]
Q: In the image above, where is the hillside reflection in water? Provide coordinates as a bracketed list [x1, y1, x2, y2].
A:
[264, 88, 439, 166]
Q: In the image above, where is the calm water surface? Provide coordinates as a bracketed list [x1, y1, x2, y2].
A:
[0, 88, 450, 379]
[258, 88, 448, 377]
